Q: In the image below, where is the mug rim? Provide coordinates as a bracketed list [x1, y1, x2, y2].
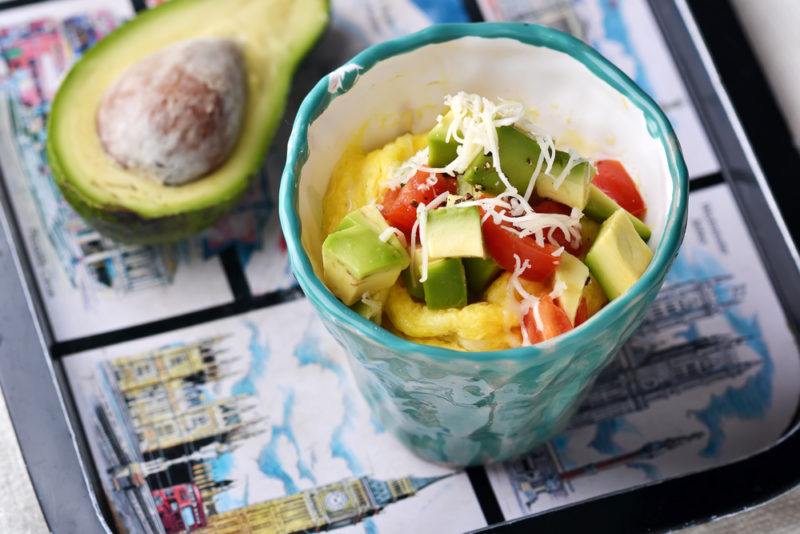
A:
[279, 22, 688, 363]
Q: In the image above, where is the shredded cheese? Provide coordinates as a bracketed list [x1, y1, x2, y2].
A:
[549, 280, 567, 300]
[386, 148, 429, 189]
[509, 254, 544, 346]
[411, 191, 451, 283]
[378, 226, 407, 248]
[360, 292, 382, 316]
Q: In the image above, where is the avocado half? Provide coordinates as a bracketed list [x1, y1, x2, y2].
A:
[47, 0, 329, 244]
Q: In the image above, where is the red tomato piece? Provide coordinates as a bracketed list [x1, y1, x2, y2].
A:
[533, 199, 581, 255]
[593, 160, 647, 219]
[573, 297, 589, 327]
[481, 212, 560, 282]
[523, 295, 573, 343]
[379, 170, 457, 238]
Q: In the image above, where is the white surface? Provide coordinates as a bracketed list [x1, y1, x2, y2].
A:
[476, 0, 719, 179]
[0, 392, 48, 534]
[732, 0, 800, 149]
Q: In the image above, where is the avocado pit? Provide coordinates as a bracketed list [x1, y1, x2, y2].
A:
[96, 37, 246, 186]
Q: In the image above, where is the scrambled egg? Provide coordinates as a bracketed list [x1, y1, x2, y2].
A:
[322, 133, 427, 236]
[323, 133, 552, 351]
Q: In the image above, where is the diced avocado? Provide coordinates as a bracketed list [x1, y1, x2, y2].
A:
[461, 126, 593, 210]
[464, 257, 502, 297]
[423, 258, 468, 310]
[585, 185, 651, 241]
[582, 274, 609, 318]
[585, 210, 653, 300]
[334, 205, 405, 250]
[322, 223, 409, 306]
[427, 112, 459, 167]
[351, 288, 390, 324]
[427, 206, 485, 259]
[47, 0, 329, 244]
[402, 249, 425, 301]
[578, 216, 601, 257]
[554, 252, 590, 323]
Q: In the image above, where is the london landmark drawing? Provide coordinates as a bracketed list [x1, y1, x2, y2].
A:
[79, 328, 460, 533]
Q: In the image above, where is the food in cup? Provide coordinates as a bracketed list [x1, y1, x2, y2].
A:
[321, 92, 653, 350]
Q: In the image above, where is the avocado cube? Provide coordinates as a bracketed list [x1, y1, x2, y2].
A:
[584, 184, 651, 241]
[423, 258, 468, 310]
[426, 206, 485, 260]
[579, 216, 601, 254]
[464, 257, 502, 296]
[402, 249, 425, 301]
[553, 252, 590, 323]
[461, 126, 593, 210]
[582, 274, 609, 318]
[334, 205, 406, 249]
[427, 112, 459, 168]
[322, 222, 409, 306]
[585, 210, 653, 300]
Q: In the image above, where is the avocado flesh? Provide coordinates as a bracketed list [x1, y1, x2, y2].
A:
[323, 206, 409, 306]
[322, 224, 409, 306]
[582, 274, 609, 318]
[427, 113, 459, 168]
[585, 210, 653, 300]
[462, 126, 593, 210]
[423, 258, 468, 310]
[464, 257, 501, 297]
[335, 205, 405, 250]
[427, 206, 485, 259]
[47, 0, 329, 244]
[584, 184, 651, 241]
[403, 249, 425, 301]
[554, 252, 590, 323]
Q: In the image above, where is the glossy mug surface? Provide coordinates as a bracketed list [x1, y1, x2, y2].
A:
[279, 23, 688, 466]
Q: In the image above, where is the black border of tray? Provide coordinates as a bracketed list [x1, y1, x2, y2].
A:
[0, 0, 798, 533]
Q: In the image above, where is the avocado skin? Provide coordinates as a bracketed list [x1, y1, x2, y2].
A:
[46, 0, 330, 244]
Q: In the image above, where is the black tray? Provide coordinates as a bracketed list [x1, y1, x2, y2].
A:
[0, 1, 798, 533]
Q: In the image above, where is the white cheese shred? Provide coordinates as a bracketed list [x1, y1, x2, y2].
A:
[379, 226, 407, 248]
[360, 292, 381, 316]
[390, 92, 593, 305]
[510, 253, 543, 346]
[412, 191, 451, 283]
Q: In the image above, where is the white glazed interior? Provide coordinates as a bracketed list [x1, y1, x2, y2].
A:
[299, 36, 673, 276]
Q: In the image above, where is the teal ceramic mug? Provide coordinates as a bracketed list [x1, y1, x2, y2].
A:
[279, 23, 688, 466]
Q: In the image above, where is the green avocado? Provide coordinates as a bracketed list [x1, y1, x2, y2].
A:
[462, 126, 594, 210]
[427, 112, 459, 168]
[403, 248, 426, 301]
[423, 258, 468, 310]
[426, 206, 485, 259]
[553, 252, 590, 323]
[47, 0, 329, 244]
[584, 184, 651, 241]
[585, 210, 653, 300]
[464, 256, 501, 297]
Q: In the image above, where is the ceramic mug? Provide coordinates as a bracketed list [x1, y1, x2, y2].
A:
[279, 23, 688, 466]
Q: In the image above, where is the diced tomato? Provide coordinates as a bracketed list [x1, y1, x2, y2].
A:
[573, 297, 589, 327]
[481, 211, 560, 282]
[532, 200, 581, 255]
[523, 295, 573, 343]
[593, 160, 647, 219]
[379, 170, 457, 238]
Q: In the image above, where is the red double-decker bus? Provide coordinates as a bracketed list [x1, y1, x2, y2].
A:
[151, 484, 207, 532]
